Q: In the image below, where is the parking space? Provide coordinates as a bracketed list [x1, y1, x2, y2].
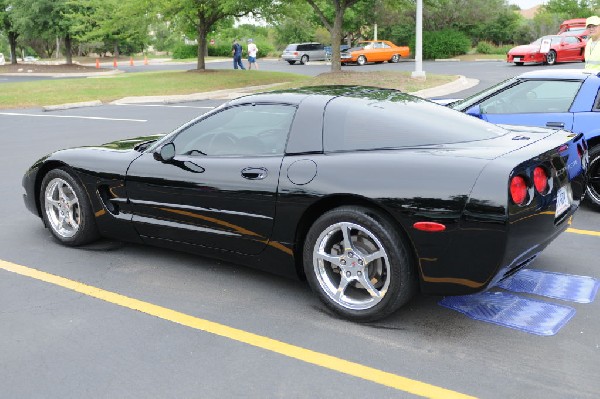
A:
[1, 100, 599, 399]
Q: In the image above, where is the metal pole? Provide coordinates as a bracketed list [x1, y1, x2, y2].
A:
[412, 0, 426, 78]
[374, 24, 378, 41]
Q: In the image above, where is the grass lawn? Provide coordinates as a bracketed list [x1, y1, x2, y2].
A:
[0, 69, 458, 109]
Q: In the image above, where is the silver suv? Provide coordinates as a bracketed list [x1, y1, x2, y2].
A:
[282, 43, 326, 65]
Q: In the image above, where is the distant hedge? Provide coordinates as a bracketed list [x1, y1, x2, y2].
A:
[172, 42, 274, 59]
[476, 41, 513, 55]
[412, 30, 471, 59]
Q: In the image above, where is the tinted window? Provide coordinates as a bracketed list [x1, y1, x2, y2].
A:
[172, 104, 297, 156]
[477, 80, 582, 114]
[297, 45, 308, 51]
[323, 97, 505, 151]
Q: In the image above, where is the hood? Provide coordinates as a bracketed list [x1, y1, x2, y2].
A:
[509, 44, 539, 53]
[99, 134, 165, 151]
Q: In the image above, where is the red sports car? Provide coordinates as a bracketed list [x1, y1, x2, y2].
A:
[507, 35, 586, 66]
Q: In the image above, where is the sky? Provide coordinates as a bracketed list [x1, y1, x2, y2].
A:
[508, 0, 545, 9]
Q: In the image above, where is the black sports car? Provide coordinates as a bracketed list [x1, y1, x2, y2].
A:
[22, 86, 588, 322]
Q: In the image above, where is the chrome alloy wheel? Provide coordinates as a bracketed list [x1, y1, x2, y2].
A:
[312, 222, 391, 310]
[43, 177, 81, 239]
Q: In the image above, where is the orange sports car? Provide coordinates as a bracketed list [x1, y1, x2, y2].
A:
[340, 40, 410, 65]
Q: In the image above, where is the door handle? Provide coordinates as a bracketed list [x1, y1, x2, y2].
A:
[241, 167, 268, 180]
[546, 121, 565, 128]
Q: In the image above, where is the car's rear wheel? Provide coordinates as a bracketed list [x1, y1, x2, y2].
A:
[389, 54, 400, 63]
[357, 55, 367, 66]
[303, 206, 416, 322]
[40, 168, 99, 246]
[515, 62, 524, 66]
[586, 145, 600, 210]
[545, 50, 557, 65]
[300, 55, 309, 64]
[287, 60, 296, 65]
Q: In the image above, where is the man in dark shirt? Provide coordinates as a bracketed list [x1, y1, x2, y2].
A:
[231, 39, 245, 70]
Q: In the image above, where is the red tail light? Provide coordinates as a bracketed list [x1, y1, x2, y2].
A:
[533, 167, 548, 194]
[293, 51, 299, 56]
[510, 176, 527, 205]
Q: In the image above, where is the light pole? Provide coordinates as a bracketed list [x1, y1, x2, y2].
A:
[411, 0, 426, 79]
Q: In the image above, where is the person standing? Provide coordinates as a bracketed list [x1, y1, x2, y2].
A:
[231, 39, 245, 70]
[247, 39, 259, 70]
[584, 16, 600, 71]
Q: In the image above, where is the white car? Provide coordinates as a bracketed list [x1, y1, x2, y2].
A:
[23, 56, 37, 63]
[0, 53, 5, 65]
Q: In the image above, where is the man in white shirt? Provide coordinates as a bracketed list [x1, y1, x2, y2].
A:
[585, 16, 600, 71]
[247, 39, 259, 70]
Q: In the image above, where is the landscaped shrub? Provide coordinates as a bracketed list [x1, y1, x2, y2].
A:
[172, 44, 197, 59]
[412, 30, 471, 59]
[476, 41, 513, 55]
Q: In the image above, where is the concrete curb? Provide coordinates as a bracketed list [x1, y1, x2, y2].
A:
[111, 83, 287, 105]
[42, 100, 103, 112]
[409, 75, 479, 99]
[0, 69, 124, 78]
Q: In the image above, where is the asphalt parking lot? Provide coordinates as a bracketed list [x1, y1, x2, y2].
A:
[1, 69, 599, 398]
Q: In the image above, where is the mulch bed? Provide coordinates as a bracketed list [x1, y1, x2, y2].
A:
[0, 63, 111, 73]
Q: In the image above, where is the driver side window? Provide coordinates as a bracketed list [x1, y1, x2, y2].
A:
[479, 80, 581, 114]
[172, 104, 297, 156]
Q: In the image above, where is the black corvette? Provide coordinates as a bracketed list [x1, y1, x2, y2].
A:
[22, 86, 588, 321]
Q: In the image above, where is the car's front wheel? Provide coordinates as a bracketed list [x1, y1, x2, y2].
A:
[40, 168, 99, 246]
[586, 145, 600, 210]
[303, 206, 416, 322]
[545, 50, 557, 65]
[357, 55, 367, 66]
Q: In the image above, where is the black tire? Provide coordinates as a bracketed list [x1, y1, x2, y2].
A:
[357, 55, 367, 66]
[545, 50, 557, 65]
[303, 206, 416, 322]
[287, 60, 296, 65]
[586, 145, 600, 210]
[515, 62, 524, 66]
[300, 55, 309, 65]
[389, 54, 400, 63]
[40, 168, 100, 246]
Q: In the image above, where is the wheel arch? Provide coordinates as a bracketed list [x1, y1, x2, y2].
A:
[33, 160, 71, 218]
[292, 194, 417, 282]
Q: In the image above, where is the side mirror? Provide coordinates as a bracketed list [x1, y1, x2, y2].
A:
[466, 104, 483, 119]
[154, 142, 176, 162]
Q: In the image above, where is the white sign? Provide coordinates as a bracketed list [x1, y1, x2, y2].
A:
[540, 38, 552, 54]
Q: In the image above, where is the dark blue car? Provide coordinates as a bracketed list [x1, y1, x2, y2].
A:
[449, 69, 600, 209]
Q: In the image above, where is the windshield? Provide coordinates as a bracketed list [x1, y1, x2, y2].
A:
[450, 78, 517, 111]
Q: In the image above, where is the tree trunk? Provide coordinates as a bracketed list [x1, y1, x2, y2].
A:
[196, 19, 207, 70]
[64, 34, 73, 65]
[330, 3, 344, 72]
[9, 32, 18, 64]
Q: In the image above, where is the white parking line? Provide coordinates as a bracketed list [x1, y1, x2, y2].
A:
[0, 112, 146, 122]
[113, 103, 215, 109]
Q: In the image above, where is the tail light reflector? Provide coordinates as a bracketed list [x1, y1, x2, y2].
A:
[533, 167, 548, 194]
[510, 176, 527, 205]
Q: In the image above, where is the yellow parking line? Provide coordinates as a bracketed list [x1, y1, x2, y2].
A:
[0, 259, 476, 399]
[567, 228, 600, 237]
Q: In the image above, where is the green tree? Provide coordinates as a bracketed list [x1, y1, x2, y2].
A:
[10, 0, 89, 64]
[68, 0, 151, 56]
[0, 1, 19, 64]
[302, 0, 366, 72]
[157, 0, 271, 70]
[543, 0, 596, 17]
